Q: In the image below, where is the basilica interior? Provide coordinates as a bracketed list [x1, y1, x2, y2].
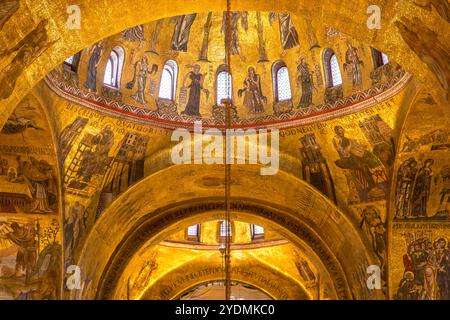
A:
[0, 0, 449, 300]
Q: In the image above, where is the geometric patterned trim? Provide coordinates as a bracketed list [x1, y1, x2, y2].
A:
[44, 70, 410, 131]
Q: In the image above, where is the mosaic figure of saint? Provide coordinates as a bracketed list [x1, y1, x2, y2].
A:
[397, 236, 450, 300]
[296, 56, 316, 108]
[395, 158, 418, 219]
[360, 206, 386, 270]
[343, 42, 364, 89]
[64, 201, 87, 264]
[170, 14, 197, 52]
[238, 67, 267, 114]
[181, 65, 209, 117]
[269, 13, 299, 51]
[0, 222, 37, 279]
[396, 271, 417, 300]
[14, 156, 56, 213]
[77, 125, 114, 182]
[222, 11, 248, 56]
[129, 57, 157, 105]
[332, 126, 384, 202]
[411, 159, 434, 218]
[84, 42, 103, 92]
[435, 165, 450, 217]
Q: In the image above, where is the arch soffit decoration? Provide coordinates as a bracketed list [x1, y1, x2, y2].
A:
[114, 212, 339, 300]
[76, 164, 379, 300]
[138, 254, 312, 300]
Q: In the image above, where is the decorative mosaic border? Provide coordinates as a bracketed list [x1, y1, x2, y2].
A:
[45, 70, 410, 131]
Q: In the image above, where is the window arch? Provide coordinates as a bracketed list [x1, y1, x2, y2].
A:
[371, 48, 389, 68]
[158, 60, 178, 100]
[103, 46, 125, 88]
[186, 224, 200, 242]
[216, 65, 232, 105]
[64, 51, 81, 72]
[218, 220, 232, 242]
[251, 224, 264, 241]
[323, 49, 342, 87]
[272, 61, 292, 102]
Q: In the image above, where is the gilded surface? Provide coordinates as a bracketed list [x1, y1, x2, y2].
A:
[0, 1, 448, 300]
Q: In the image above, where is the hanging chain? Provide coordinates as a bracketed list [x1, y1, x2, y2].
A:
[224, 0, 232, 301]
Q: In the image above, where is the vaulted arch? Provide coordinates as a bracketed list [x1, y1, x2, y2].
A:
[75, 164, 380, 300]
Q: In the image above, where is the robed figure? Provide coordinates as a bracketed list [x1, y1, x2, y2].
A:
[222, 12, 248, 56]
[181, 65, 209, 117]
[170, 14, 197, 52]
[238, 67, 267, 114]
[0, 222, 37, 280]
[296, 57, 316, 108]
[395, 158, 418, 219]
[343, 42, 364, 89]
[84, 43, 103, 92]
[269, 13, 299, 50]
[128, 57, 157, 105]
[332, 125, 384, 201]
[411, 159, 434, 218]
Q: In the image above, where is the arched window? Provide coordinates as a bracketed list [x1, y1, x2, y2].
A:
[103, 47, 125, 88]
[158, 60, 178, 100]
[382, 53, 389, 65]
[186, 224, 200, 242]
[371, 48, 389, 68]
[272, 61, 292, 102]
[219, 220, 232, 241]
[251, 224, 264, 240]
[64, 52, 81, 72]
[65, 56, 74, 65]
[216, 66, 232, 105]
[324, 49, 342, 87]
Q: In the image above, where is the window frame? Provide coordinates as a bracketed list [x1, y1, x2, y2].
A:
[217, 220, 233, 243]
[103, 47, 125, 89]
[185, 224, 201, 242]
[215, 65, 233, 105]
[251, 224, 265, 241]
[371, 48, 389, 69]
[63, 52, 81, 72]
[323, 48, 342, 88]
[158, 59, 178, 101]
[272, 61, 292, 102]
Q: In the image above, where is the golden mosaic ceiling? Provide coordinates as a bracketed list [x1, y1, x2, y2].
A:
[46, 11, 410, 129]
[0, 0, 448, 302]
